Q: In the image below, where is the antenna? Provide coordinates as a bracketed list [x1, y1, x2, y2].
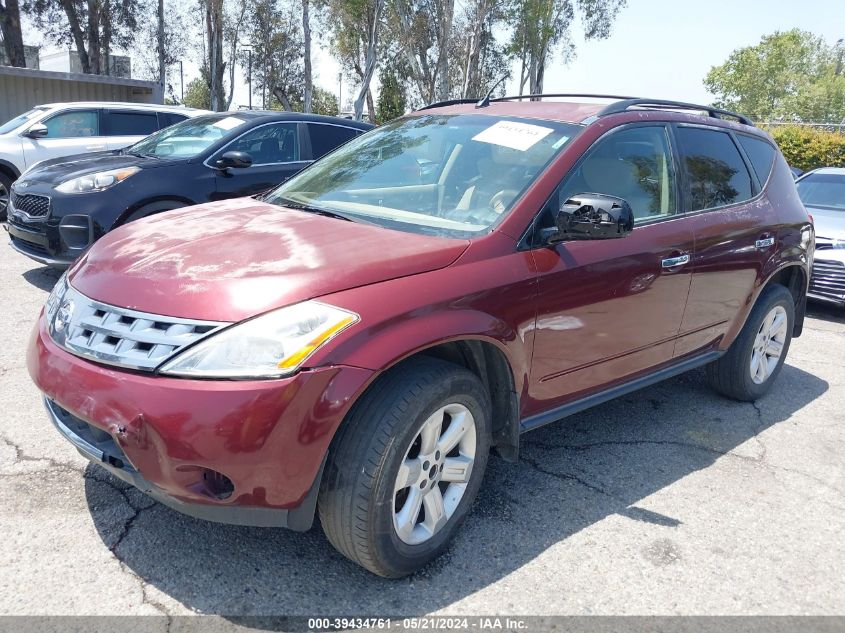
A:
[475, 75, 509, 109]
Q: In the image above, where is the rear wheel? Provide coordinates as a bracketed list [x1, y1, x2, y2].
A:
[318, 357, 491, 577]
[707, 284, 795, 401]
[0, 172, 12, 221]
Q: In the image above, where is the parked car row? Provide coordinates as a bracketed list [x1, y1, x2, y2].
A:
[0, 102, 208, 220]
[17, 93, 815, 577]
[5, 110, 371, 266]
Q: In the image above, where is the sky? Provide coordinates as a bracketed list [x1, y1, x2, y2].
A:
[21, 0, 845, 111]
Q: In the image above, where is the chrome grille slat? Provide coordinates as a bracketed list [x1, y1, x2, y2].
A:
[810, 258, 845, 301]
[47, 284, 229, 371]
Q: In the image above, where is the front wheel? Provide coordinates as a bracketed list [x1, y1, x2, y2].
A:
[707, 284, 795, 401]
[318, 357, 491, 577]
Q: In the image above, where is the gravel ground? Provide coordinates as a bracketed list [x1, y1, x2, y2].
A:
[1, 241, 843, 620]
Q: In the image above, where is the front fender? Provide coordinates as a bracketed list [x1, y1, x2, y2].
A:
[319, 307, 528, 397]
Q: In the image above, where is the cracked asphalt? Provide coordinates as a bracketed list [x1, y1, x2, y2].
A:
[1, 243, 844, 619]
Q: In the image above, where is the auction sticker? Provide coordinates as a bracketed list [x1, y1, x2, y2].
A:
[472, 120, 554, 151]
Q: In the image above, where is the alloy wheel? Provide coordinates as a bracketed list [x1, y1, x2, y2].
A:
[750, 305, 788, 384]
[0, 182, 8, 217]
[392, 403, 477, 545]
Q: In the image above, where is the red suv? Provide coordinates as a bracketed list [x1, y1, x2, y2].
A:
[28, 95, 812, 577]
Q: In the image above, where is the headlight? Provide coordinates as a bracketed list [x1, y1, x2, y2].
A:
[44, 272, 69, 321]
[55, 166, 140, 194]
[158, 301, 359, 379]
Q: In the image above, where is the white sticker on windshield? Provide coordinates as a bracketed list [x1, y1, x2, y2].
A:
[472, 120, 554, 151]
[212, 116, 245, 130]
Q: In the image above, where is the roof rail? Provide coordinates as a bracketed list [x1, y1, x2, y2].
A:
[597, 98, 753, 126]
[493, 93, 638, 102]
[415, 93, 754, 127]
[417, 93, 635, 111]
[416, 98, 479, 111]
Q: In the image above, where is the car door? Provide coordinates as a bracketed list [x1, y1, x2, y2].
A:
[527, 124, 695, 409]
[671, 125, 770, 357]
[211, 122, 308, 199]
[103, 108, 160, 150]
[20, 108, 106, 167]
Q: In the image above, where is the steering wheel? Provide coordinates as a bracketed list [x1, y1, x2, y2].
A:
[488, 189, 519, 215]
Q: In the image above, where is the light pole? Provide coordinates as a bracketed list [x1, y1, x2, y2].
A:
[338, 72, 343, 116]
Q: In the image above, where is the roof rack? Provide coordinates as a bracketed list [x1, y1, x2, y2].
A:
[416, 93, 754, 127]
[596, 98, 753, 126]
[494, 93, 638, 102]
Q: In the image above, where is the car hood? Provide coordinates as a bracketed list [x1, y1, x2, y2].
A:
[68, 197, 470, 322]
[807, 206, 845, 240]
[20, 150, 174, 184]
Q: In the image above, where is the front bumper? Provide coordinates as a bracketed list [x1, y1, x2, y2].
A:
[6, 183, 118, 267]
[28, 317, 374, 529]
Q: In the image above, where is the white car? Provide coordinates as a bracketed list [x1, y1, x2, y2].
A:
[0, 102, 208, 218]
[796, 167, 845, 308]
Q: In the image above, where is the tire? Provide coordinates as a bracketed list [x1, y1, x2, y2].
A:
[706, 284, 795, 401]
[0, 171, 12, 222]
[318, 357, 492, 578]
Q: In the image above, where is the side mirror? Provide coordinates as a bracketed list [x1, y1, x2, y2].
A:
[544, 193, 634, 243]
[24, 123, 48, 139]
[215, 150, 252, 169]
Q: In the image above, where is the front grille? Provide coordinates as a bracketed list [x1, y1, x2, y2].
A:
[810, 258, 845, 301]
[12, 192, 51, 218]
[48, 284, 228, 370]
[48, 399, 133, 471]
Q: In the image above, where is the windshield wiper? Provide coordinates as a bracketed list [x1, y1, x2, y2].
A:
[276, 197, 369, 224]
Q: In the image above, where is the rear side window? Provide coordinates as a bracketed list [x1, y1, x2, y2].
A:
[675, 127, 753, 211]
[737, 135, 776, 185]
[158, 112, 188, 129]
[107, 111, 158, 136]
[307, 124, 359, 159]
[44, 110, 100, 138]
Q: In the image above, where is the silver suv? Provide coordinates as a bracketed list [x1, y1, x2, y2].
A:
[0, 102, 207, 218]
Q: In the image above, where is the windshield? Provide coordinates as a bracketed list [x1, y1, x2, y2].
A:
[0, 107, 48, 135]
[129, 113, 250, 159]
[797, 172, 845, 211]
[265, 114, 582, 237]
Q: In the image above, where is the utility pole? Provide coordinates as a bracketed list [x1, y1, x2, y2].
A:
[157, 0, 166, 98]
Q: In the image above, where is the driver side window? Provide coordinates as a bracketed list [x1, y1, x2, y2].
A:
[550, 125, 677, 224]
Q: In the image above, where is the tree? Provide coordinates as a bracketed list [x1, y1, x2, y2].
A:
[0, 0, 26, 67]
[131, 0, 187, 89]
[183, 76, 212, 109]
[324, 0, 386, 121]
[507, 0, 626, 95]
[302, 0, 313, 112]
[203, 0, 225, 110]
[392, 0, 455, 103]
[705, 30, 845, 123]
[247, 0, 303, 110]
[24, 0, 139, 74]
[376, 64, 407, 122]
[453, 0, 508, 99]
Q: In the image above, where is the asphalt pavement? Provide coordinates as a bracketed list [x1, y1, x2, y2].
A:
[1, 242, 843, 621]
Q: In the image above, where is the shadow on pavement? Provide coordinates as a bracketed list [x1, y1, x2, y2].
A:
[84, 364, 828, 619]
[806, 301, 845, 325]
[21, 266, 62, 292]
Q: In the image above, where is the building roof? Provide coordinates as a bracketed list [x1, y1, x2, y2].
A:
[0, 64, 161, 90]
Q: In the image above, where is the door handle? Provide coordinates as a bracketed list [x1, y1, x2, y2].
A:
[755, 236, 775, 249]
[85, 144, 106, 151]
[661, 254, 690, 268]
